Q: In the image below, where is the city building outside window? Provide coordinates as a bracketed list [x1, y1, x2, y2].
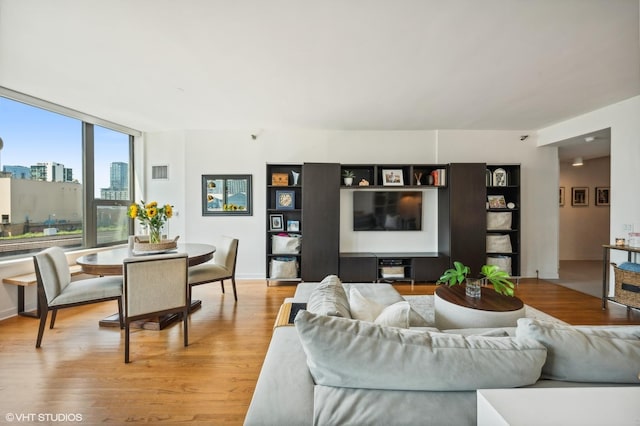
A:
[0, 95, 135, 259]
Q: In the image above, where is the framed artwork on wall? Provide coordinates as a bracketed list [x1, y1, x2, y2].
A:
[559, 187, 565, 206]
[202, 174, 253, 216]
[596, 187, 610, 206]
[571, 187, 588, 206]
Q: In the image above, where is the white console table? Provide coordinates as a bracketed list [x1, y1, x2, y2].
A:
[477, 387, 640, 425]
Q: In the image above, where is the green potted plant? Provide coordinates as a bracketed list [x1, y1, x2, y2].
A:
[437, 261, 515, 298]
[342, 170, 355, 186]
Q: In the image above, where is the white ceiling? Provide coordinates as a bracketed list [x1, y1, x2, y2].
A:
[0, 0, 639, 133]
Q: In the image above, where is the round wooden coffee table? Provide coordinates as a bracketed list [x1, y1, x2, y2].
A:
[434, 285, 525, 329]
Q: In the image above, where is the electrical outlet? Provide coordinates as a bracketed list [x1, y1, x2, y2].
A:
[623, 224, 634, 232]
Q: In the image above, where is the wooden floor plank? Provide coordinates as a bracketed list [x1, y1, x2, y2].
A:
[0, 279, 638, 424]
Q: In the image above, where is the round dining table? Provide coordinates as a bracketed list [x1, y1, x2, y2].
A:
[76, 243, 216, 276]
[76, 243, 216, 329]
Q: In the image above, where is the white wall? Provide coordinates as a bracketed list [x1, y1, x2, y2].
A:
[4, 94, 637, 318]
[559, 156, 610, 260]
[538, 95, 640, 293]
[436, 130, 559, 279]
[140, 128, 558, 280]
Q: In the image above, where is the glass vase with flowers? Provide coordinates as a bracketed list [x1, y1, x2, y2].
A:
[128, 200, 173, 244]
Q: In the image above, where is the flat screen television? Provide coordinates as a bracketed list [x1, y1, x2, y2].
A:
[353, 191, 422, 231]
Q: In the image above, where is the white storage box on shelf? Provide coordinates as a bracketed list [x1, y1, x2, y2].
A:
[272, 234, 301, 254]
[487, 255, 512, 276]
[486, 235, 512, 253]
[269, 257, 298, 279]
[487, 212, 512, 230]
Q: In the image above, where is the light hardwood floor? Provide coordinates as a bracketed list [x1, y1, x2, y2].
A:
[1, 279, 639, 424]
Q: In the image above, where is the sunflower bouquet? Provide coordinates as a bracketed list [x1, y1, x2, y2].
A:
[128, 200, 173, 243]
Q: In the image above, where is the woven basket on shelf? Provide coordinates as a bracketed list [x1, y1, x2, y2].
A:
[133, 235, 179, 252]
[612, 262, 640, 308]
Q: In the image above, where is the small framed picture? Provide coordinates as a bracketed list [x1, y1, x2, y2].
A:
[287, 220, 300, 232]
[492, 168, 507, 186]
[270, 214, 284, 231]
[559, 187, 565, 207]
[275, 190, 295, 210]
[571, 187, 588, 206]
[487, 195, 507, 209]
[382, 169, 404, 186]
[596, 187, 610, 206]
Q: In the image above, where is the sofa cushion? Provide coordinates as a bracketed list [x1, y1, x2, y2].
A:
[313, 384, 476, 426]
[306, 275, 351, 318]
[295, 310, 547, 391]
[516, 318, 640, 383]
[348, 287, 410, 328]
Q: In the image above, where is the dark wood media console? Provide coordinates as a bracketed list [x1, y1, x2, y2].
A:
[339, 252, 449, 283]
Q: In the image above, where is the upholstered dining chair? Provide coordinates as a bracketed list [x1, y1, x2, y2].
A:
[188, 236, 239, 301]
[123, 253, 189, 363]
[33, 246, 124, 348]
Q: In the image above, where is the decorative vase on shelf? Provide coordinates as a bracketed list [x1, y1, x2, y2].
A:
[291, 170, 300, 186]
[415, 172, 423, 185]
[465, 278, 482, 299]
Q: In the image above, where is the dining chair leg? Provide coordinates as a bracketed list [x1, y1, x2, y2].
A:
[231, 278, 238, 302]
[183, 307, 189, 347]
[117, 297, 124, 329]
[49, 309, 58, 329]
[220, 280, 225, 294]
[125, 322, 131, 363]
[35, 309, 48, 348]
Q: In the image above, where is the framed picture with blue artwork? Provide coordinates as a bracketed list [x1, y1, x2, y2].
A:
[202, 174, 253, 216]
[275, 190, 295, 210]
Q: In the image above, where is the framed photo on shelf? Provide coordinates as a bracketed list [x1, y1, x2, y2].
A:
[487, 195, 507, 209]
[492, 168, 507, 186]
[571, 187, 588, 206]
[269, 214, 284, 231]
[382, 169, 404, 186]
[275, 190, 295, 210]
[287, 220, 300, 232]
[596, 187, 610, 206]
[202, 174, 252, 216]
[559, 186, 565, 207]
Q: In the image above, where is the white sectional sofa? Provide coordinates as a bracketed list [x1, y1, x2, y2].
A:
[245, 276, 640, 426]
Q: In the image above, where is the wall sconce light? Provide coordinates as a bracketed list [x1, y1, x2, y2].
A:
[572, 157, 583, 166]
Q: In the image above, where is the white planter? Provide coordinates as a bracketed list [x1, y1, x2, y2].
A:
[344, 177, 353, 186]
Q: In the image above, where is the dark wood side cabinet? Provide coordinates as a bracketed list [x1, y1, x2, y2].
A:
[439, 163, 487, 275]
[301, 163, 341, 281]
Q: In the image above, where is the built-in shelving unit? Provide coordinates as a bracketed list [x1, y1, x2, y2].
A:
[340, 164, 448, 188]
[266, 164, 303, 284]
[265, 162, 521, 284]
[265, 163, 340, 284]
[486, 164, 521, 276]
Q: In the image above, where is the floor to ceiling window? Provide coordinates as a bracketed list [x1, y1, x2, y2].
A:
[0, 93, 136, 259]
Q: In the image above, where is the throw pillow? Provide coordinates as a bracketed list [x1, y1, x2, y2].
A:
[373, 301, 410, 328]
[306, 275, 351, 318]
[295, 310, 547, 391]
[516, 318, 640, 383]
[349, 287, 416, 328]
[349, 287, 385, 322]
